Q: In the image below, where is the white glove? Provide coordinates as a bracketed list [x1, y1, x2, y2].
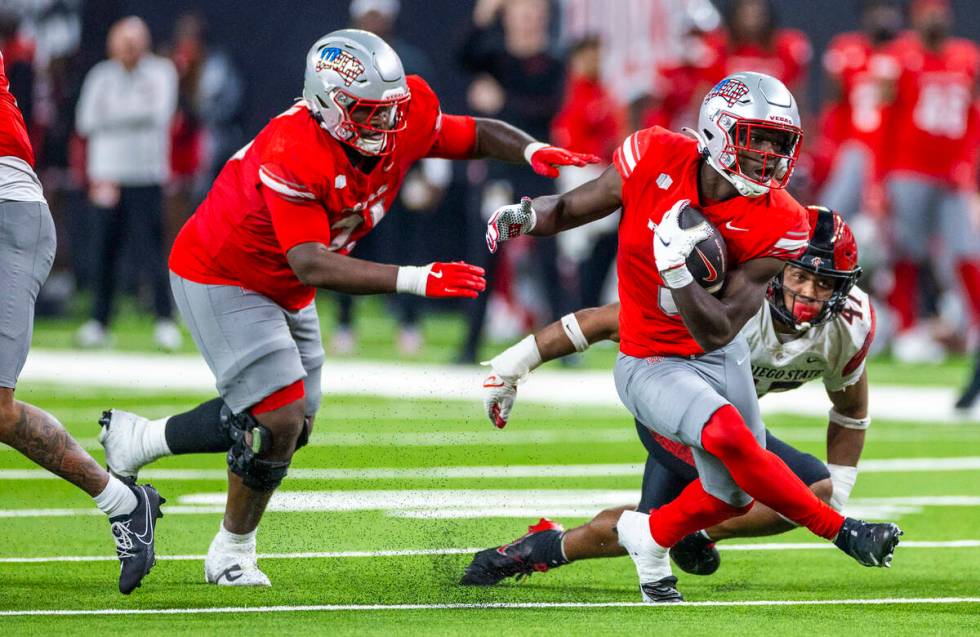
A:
[653, 198, 714, 288]
[483, 372, 518, 429]
[828, 464, 858, 512]
[486, 196, 537, 253]
[481, 335, 542, 428]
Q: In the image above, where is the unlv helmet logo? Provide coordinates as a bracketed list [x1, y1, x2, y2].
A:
[315, 47, 365, 87]
[706, 78, 750, 107]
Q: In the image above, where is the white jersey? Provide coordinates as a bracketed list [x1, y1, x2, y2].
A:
[743, 287, 875, 397]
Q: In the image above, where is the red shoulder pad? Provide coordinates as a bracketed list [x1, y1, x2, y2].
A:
[258, 162, 317, 204]
[612, 126, 665, 180]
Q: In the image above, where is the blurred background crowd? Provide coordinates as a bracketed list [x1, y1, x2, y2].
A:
[3, 0, 980, 374]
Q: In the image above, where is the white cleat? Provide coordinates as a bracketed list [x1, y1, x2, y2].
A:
[76, 319, 109, 349]
[98, 409, 156, 480]
[205, 538, 272, 587]
[616, 510, 684, 603]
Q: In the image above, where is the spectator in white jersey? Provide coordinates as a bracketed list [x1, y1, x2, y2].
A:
[74, 17, 179, 351]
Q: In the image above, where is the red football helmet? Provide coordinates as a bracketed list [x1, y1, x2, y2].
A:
[768, 205, 862, 329]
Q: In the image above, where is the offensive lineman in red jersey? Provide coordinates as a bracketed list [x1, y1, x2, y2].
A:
[0, 52, 164, 594]
[97, 29, 598, 587]
[486, 71, 901, 602]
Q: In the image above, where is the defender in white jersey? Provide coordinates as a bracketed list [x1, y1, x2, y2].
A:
[463, 206, 875, 586]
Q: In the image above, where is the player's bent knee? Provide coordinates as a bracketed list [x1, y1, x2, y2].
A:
[701, 405, 758, 460]
[224, 389, 307, 492]
[810, 478, 833, 504]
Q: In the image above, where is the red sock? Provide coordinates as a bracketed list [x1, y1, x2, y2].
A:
[888, 261, 919, 331]
[648, 478, 751, 547]
[700, 405, 845, 540]
[956, 260, 980, 325]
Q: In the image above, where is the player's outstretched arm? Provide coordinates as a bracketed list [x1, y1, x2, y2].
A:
[825, 370, 869, 511]
[483, 303, 620, 428]
[287, 242, 486, 298]
[485, 166, 622, 252]
[470, 117, 601, 178]
[671, 257, 784, 352]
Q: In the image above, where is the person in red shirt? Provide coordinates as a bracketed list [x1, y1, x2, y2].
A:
[704, 0, 812, 96]
[487, 72, 901, 601]
[880, 0, 980, 355]
[0, 51, 165, 595]
[818, 0, 903, 218]
[97, 28, 598, 587]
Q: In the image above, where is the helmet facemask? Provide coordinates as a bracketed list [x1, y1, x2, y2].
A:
[720, 117, 802, 193]
[768, 207, 863, 332]
[312, 87, 409, 156]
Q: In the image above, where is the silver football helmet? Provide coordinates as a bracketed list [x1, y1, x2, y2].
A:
[303, 29, 410, 156]
[685, 71, 803, 197]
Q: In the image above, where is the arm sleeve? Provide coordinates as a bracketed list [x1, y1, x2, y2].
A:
[426, 114, 477, 159]
[259, 164, 332, 253]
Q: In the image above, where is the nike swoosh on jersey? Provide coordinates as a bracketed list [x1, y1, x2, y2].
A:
[725, 221, 750, 232]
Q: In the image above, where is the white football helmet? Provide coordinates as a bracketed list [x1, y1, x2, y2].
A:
[302, 29, 410, 156]
[685, 71, 802, 197]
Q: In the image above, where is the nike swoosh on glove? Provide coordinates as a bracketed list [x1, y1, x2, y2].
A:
[486, 196, 536, 254]
[397, 262, 486, 298]
[525, 143, 602, 179]
[653, 199, 713, 288]
[482, 372, 517, 429]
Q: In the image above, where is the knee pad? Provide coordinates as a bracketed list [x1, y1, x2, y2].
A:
[225, 410, 290, 491]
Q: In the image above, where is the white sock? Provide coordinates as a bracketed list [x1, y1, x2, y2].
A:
[142, 417, 172, 460]
[216, 523, 257, 551]
[93, 474, 138, 518]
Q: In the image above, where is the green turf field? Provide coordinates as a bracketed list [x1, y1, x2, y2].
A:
[1, 386, 977, 635]
[32, 294, 978, 388]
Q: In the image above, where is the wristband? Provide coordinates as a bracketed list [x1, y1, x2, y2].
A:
[829, 408, 871, 430]
[395, 265, 427, 296]
[560, 313, 590, 353]
[660, 265, 694, 289]
[485, 335, 542, 382]
[827, 463, 859, 512]
[523, 141, 548, 164]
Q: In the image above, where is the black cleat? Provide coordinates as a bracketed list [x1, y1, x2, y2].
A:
[110, 483, 165, 594]
[669, 531, 720, 576]
[834, 517, 902, 568]
[640, 576, 685, 603]
[460, 518, 565, 586]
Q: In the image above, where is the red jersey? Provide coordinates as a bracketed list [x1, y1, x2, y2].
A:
[170, 75, 460, 311]
[822, 33, 901, 156]
[0, 51, 34, 165]
[613, 127, 810, 358]
[886, 33, 979, 183]
[551, 76, 624, 162]
[704, 30, 812, 88]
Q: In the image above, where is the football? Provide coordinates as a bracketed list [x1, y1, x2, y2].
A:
[680, 205, 728, 293]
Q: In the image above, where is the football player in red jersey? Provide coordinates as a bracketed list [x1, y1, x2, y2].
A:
[818, 0, 903, 218]
[881, 0, 980, 348]
[97, 29, 598, 587]
[468, 207, 877, 588]
[0, 52, 164, 594]
[487, 71, 901, 602]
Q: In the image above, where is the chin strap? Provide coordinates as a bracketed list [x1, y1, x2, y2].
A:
[683, 126, 770, 198]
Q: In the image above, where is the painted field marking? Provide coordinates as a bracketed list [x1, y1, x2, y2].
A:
[3, 457, 980, 481]
[2, 597, 979, 617]
[1, 540, 977, 564]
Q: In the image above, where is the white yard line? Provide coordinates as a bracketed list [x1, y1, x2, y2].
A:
[0, 540, 977, 564]
[3, 457, 980, 481]
[17, 349, 980, 423]
[2, 598, 979, 617]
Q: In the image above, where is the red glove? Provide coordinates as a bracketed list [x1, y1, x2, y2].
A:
[396, 261, 486, 299]
[524, 142, 602, 178]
